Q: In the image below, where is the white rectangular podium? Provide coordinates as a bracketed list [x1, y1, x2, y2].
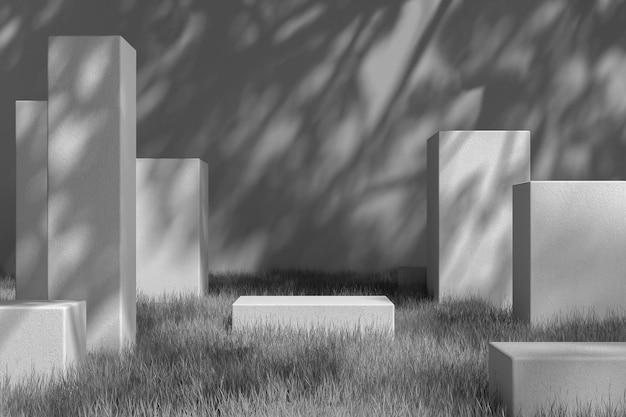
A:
[136, 158, 209, 296]
[232, 296, 394, 336]
[513, 181, 626, 323]
[428, 131, 530, 305]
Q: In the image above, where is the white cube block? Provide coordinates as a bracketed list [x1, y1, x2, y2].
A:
[513, 181, 626, 323]
[0, 301, 86, 384]
[136, 158, 208, 296]
[397, 266, 427, 291]
[232, 296, 394, 336]
[428, 131, 530, 305]
[15, 101, 48, 300]
[48, 36, 136, 352]
[489, 342, 626, 417]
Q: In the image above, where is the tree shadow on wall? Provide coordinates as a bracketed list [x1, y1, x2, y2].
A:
[436, 0, 626, 180]
[2, 0, 451, 275]
[3, 0, 626, 278]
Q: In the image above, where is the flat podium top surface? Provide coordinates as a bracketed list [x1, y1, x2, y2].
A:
[0, 300, 83, 310]
[490, 342, 626, 359]
[233, 295, 393, 306]
[519, 180, 626, 184]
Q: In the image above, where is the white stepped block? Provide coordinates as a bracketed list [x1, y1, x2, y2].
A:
[428, 131, 530, 306]
[232, 296, 394, 336]
[48, 36, 136, 352]
[15, 101, 48, 300]
[136, 158, 208, 296]
[513, 181, 626, 323]
[0, 301, 86, 384]
[489, 342, 626, 417]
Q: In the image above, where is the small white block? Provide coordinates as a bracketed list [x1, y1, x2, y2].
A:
[15, 101, 48, 300]
[428, 131, 530, 306]
[136, 158, 208, 296]
[489, 342, 626, 417]
[513, 181, 626, 323]
[0, 301, 86, 384]
[232, 296, 394, 336]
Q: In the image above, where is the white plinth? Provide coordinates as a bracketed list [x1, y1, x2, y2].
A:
[136, 158, 208, 296]
[489, 342, 626, 417]
[15, 101, 48, 300]
[232, 296, 394, 336]
[428, 131, 530, 306]
[0, 301, 86, 384]
[513, 181, 626, 323]
[48, 36, 136, 352]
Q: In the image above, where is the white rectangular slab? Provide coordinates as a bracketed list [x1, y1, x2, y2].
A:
[0, 301, 86, 384]
[136, 158, 208, 296]
[489, 342, 626, 417]
[513, 181, 626, 323]
[428, 131, 530, 306]
[48, 36, 136, 352]
[15, 101, 48, 300]
[232, 296, 394, 336]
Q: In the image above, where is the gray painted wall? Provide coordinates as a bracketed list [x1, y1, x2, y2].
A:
[2, 0, 625, 273]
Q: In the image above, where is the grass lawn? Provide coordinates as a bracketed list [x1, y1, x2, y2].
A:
[1, 270, 626, 416]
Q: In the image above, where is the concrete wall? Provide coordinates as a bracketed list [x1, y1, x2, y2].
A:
[3, 1, 626, 273]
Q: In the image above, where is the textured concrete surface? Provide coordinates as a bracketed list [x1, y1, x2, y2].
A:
[15, 101, 48, 300]
[232, 296, 394, 336]
[48, 36, 136, 352]
[427, 131, 530, 306]
[0, 301, 86, 384]
[136, 158, 208, 296]
[513, 181, 626, 323]
[489, 342, 626, 417]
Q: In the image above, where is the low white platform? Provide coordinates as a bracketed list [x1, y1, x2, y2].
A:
[232, 296, 394, 336]
[0, 301, 86, 384]
[489, 342, 626, 417]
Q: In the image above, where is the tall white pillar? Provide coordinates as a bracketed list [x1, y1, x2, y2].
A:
[15, 101, 48, 299]
[48, 36, 136, 352]
[427, 131, 530, 306]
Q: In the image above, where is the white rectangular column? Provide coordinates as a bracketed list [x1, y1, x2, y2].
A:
[15, 101, 48, 300]
[136, 158, 209, 296]
[513, 181, 626, 323]
[0, 301, 86, 385]
[427, 131, 530, 305]
[489, 342, 626, 417]
[48, 36, 136, 352]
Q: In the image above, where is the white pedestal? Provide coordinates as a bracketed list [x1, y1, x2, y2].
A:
[489, 342, 626, 417]
[513, 181, 626, 323]
[48, 36, 136, 352]
[0, 301, 86, 384]
[232, 296, 394, 336]
[15, 101, 48, 300]
[136, 158, 208, 296]
[428, 131, 530, 306]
